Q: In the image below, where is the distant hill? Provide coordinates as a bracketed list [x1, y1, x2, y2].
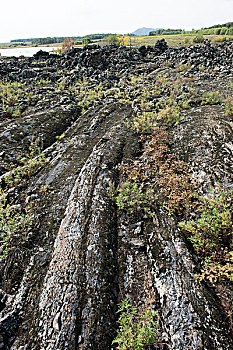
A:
[131, 27, 161, 36]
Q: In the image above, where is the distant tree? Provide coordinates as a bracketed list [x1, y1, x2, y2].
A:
[193, 35, 205, 43]
[106, 35, 120, 45]
[62, 37, 74, 52]
[82, 37, 91, 46]
[220, 28, 227, 35]
[117, 34, 130, 46]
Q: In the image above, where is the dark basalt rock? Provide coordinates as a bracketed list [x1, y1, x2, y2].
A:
[21, 69, 37, 79]
[33, 50, 50, 60]
[0, 103, 81, 173]
[155, 38, 168, 53]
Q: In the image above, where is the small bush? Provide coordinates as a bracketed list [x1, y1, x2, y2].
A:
[193, 35, 205, 43]
[82, 38, 91, 46]
[179, 187, 233, 283]
[201, 90, 222, 105]
[112, 299, 160, 350]
[62, 37, 74, 52]
[0, 187, 33, 258]
[213, 36, 227, 43]
[224, 96, 233, 117]
[106, 34, 120, 46]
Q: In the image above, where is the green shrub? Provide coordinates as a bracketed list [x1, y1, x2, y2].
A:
[0, 80, 34, 117]
[106, 34, 120, 45]
[115, 73, 196, 217]
[220, 28, 228, 35]
[0, 187, 33, 258]
[201, 90, 222, 105]
[193, 35, 205, 43]
[116, 129, 195, 217]
[82, 37, 91, 46]
[0, 138, 49, 258]
[213, 36, 227, 43]
[224, 96, 233, 116]
[179, 187, 233, 283]
[112, 299, 160, 350]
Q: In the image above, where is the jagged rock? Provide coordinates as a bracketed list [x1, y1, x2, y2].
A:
[21, 69, 37, 79]
[33, 50, 50, 60]
[0, 103, 80, 172]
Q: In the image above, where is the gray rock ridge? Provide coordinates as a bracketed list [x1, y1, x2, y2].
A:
[0, 104, 136, 350]
[0, 103, 80, 173]
[37, 124, 127, 349]
[0, 42, 233, 349]
[172, 105, 233, 188]
[150, 215, 232, 349]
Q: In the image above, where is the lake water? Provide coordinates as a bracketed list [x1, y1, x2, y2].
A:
[0, 46, 58, 57]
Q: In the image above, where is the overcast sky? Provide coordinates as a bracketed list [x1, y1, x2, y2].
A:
[1, 0, 233, 42]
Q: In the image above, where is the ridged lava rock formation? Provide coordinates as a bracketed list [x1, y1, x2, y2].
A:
[0, 40, 233, 349]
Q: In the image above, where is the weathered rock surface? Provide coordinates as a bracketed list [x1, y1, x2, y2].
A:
[0, 41, 232, 349]
[0, 102, 80, 173]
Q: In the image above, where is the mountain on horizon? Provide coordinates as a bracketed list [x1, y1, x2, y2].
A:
[131, 27, 161, 36]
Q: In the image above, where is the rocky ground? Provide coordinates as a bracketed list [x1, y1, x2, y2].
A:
[0, 40, 233, 349]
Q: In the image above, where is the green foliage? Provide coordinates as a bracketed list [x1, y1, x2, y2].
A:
[220, 28, 228, 35]
[193, 35, 205, 43]
[4, 138, 48, 188]
[212, 36, 226, 43]
[116, 130, 195, 217]
[84, 33, 111, 40]
[187, 22, 233, 36]
[5, 156, 47, 188]
[73, 79, 103, 112]
[82, 37, 91, 46]
[116, 180, 158, 217]
[202, 22, 233, 30]
[0, 138, 48, 258]
[228, 28, 233, 35]
[35, 36, 66, 45]
[0, 80, 34, 117]
[224, 96, 233, 117]
[201, 90, 222, 105]
[19, 137, 43, 164]
[74, 40, 82, 45]
[55, 79, 67, 91]
[0, 187, 33, 258]
[115, 73, 196, 217]
[112, 299, 160, 350]
[179, 187, 233, 283]
[130, 111, 159, 133]
[149, 29, 183, 36]
[128, 73, 192, 131]
[106, 34, 120, 45]
[36, 78, 51, 86]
